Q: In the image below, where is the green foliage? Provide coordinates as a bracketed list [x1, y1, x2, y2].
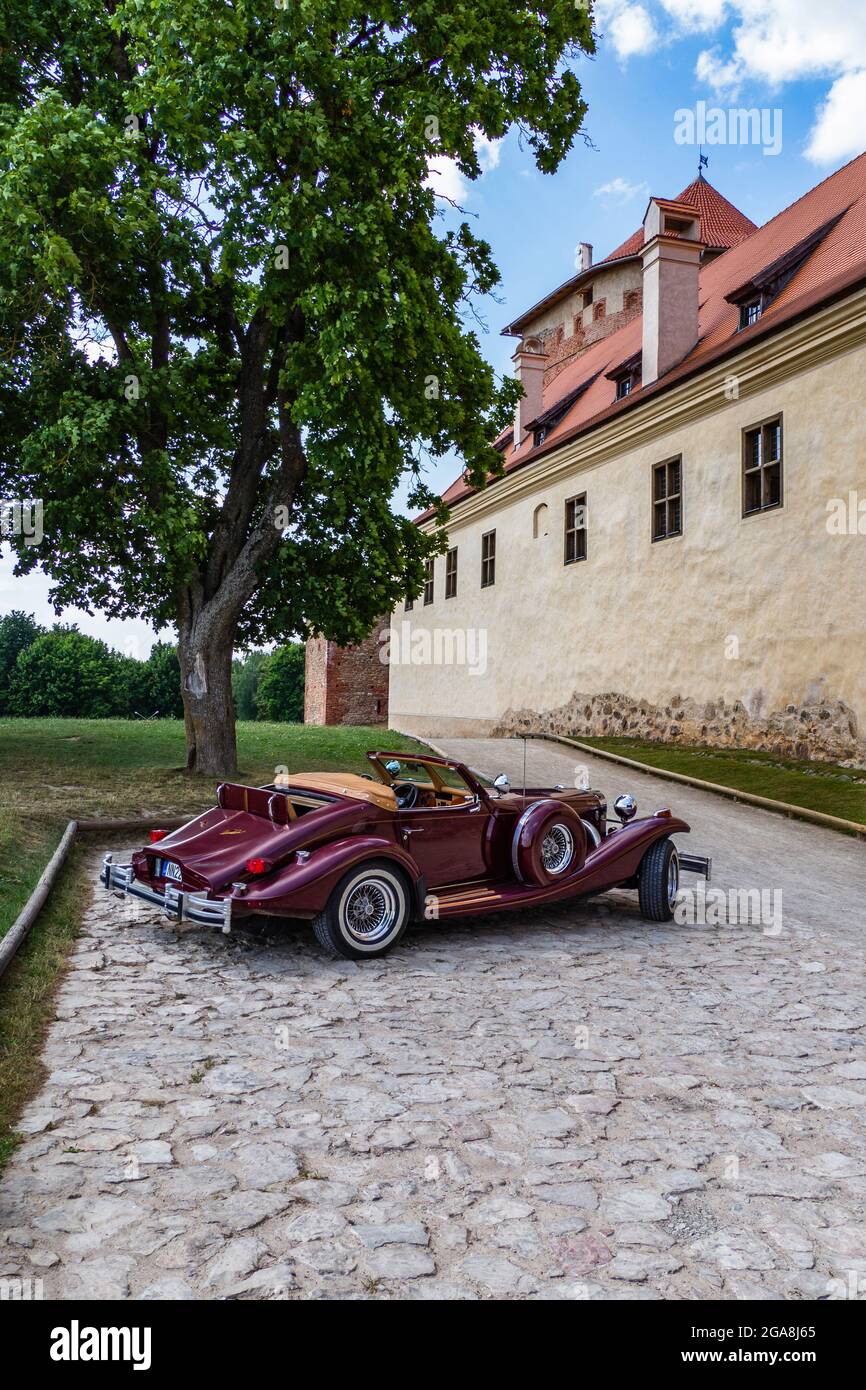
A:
[0, 611, 44, 714]
[232, 649, 269, 721]
[140, 641, 183, 717]
[3, 626, 183, 719]
[7, 627, 131, 717]
[256, 644, 305, 723]
[0, 1, 595, 650]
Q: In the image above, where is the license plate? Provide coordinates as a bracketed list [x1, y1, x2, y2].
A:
[160, 859, 182, 882]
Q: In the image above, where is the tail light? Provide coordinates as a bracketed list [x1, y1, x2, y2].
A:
[149, 829, 167, 843]
[245, 857, 271, 875]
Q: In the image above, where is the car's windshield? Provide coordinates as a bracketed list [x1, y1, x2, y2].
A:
[384, 758, 464, 787]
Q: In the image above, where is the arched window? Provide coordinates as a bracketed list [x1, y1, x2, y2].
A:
[532, 502, 549, 539]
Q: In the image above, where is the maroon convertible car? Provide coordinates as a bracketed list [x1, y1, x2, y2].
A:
[100, 751, 711, 959]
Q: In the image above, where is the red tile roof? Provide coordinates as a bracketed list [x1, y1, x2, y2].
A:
[501, 176, 757, 335]
[600, 175, 757, 264]
[424, 153, 866, 520]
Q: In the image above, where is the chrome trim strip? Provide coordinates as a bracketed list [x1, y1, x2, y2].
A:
[580, 816, 602, 851]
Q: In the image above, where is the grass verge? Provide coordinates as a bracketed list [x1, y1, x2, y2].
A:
[577, 736, 866, 825]
[0, 844, 86, 1175]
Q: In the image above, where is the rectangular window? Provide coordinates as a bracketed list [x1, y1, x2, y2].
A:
[652, 457, 682, 541]
[564, 493, 587, 565]
[423, 556, 434, 605]
[445, 547, 457, 599]
[743, 416, 783, 516]
[739, 299, 763, 329]
[481, 530, 496, 588]
[582, 286, 593, 309]
[616, 376, 632, 400]
[404, 595, 414, 612]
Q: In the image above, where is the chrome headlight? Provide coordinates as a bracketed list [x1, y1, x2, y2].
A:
[613, 793, 637, 824]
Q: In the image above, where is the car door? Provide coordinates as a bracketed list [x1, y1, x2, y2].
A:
[397, 800, 491, 887]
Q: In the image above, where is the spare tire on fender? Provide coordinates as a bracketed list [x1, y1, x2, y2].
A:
[511, 800, 587, 886]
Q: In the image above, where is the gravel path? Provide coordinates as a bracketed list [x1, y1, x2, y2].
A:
[1, 737, 864, 1301]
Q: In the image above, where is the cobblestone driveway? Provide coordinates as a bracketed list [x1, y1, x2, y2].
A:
[1, 739, 864, 1300]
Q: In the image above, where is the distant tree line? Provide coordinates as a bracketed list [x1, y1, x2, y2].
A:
[0, 612, 305, 722]
[232, 645, 305, 723]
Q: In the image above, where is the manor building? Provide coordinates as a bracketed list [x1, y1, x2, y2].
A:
[388, 156, 866, 763]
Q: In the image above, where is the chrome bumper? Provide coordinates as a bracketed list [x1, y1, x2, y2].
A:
[100, 854, 232, 933]
[679, 853, 712, 879]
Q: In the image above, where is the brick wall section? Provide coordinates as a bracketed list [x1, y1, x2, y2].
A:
[304, 617, 390, 725]
[542, 288, 644, 387]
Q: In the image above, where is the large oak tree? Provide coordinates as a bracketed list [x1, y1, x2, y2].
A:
[0, 0, 594, 773]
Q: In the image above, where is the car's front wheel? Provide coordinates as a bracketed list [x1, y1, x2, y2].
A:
[638, 838, 680, 922]
[312, 861, 411, 959]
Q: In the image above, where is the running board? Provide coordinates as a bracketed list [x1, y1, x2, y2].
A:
[679, 853, 712, 879]
[433, 883, 506, 916]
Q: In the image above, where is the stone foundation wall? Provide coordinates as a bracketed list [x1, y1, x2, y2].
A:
[493, 690, 865, 767]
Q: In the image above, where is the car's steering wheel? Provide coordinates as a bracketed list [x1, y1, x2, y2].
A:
[393, 781, 420, 810]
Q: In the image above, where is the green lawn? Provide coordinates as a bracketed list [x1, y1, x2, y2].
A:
[576, 736, 866, 825]
[0, 718, 430, 1171]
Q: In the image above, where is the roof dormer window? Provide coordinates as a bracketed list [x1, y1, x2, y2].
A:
[726, 208, 848, 331]
[606, 351, 642, 402]
[739, 298, 763, 330]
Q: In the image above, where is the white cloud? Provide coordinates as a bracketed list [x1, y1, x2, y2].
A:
[599, 3, 660, 60]
[695, 45, 745, 97]
[658, 0, 728, 29]
[424, 130, 503, 203]
[424, 155, 469, 203]
[728, 0, 866, 89]
[593, 176, 651, 202]
[474, 133, 503, 173]
[805, 69, 866, 163]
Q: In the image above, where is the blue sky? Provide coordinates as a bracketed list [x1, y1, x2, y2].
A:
[3, 0, 864, 654]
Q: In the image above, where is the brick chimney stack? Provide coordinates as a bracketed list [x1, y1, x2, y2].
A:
[641, 198, 703, 386]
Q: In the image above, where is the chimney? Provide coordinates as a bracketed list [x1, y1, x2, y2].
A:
[577, 241, 593, 272]
[512, 337, 548, 447]
[640, 198, 703, 386]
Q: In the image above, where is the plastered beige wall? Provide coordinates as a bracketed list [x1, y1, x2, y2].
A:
[389, 335, 866, 748]
[521, 260, 641, 342]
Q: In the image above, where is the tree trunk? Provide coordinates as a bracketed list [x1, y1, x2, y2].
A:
[177, 616, 238, 777]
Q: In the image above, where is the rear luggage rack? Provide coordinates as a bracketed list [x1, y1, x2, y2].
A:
[100, 853, 232, 932]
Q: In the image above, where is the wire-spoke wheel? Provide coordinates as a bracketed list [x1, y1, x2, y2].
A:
[540, 823, 575, 876]
[313, 862, 411, 959]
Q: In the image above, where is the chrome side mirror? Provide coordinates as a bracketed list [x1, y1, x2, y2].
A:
[493, 772, 510, 795]
[613, 793, 637, 824]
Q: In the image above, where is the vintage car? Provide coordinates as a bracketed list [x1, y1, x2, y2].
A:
[100, 750, 711, 959]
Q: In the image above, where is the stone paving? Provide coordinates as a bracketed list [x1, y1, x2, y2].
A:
[1, 738, 865, 1301]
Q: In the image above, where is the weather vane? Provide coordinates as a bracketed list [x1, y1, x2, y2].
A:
[699, 147, 709, 177]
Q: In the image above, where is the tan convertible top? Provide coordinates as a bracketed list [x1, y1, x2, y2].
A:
[275, 771, 397, 811]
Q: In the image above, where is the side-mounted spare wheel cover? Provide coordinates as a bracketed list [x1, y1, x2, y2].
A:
[511, 799, 587, 886]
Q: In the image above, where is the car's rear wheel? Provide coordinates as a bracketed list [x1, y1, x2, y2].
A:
[312, 861, 411, 959]
[638, 838, 679, 922]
